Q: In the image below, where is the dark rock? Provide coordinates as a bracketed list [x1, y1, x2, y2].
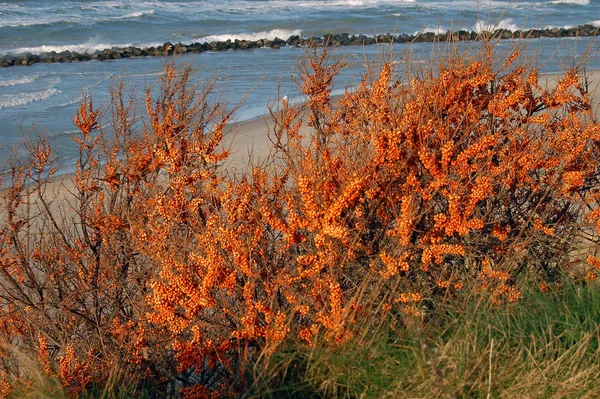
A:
[188, 43, 204, 53]
[350, 34, 366, 45]
[18, 52, 39, 65]
[124, 46, 142, 56]
[71, 51, 84, 61]
[395, 33, 411, 43]
[210, 42, 231, 51]
[39, 53, 53, 63]
[111, 47, 126, 58]
[338, 33, 351, 45]
[586, 24, 598, 35]
[162, 42, 174, 54]
[175, 43, 188, 53]
[54, 50, 73, 62]
[455, 30, 469, 41]
[272, 37, 286, 46]
[0, 55, 15, 67]
[100, 49, 113, 60]
[286, 35, 301, 45]
[307, 37, 321, 46]
[378, 34, 393, 43]
[415, 32, 436, 42]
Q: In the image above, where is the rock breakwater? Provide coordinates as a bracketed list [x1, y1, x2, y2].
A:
[1, 25, 598, 68]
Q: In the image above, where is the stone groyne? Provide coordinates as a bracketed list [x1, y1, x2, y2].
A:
[1, 25, 598, 68]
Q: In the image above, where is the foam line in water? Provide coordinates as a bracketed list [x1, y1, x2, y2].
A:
[475, 19, 524, 33]
[198, 29, 303, 44]
[2, 41, 161, 56]
[0, 77, 36, 88]
[0, 88, 60, 110]
[549, 0, 590, 4]
[53, 76, 111, 109]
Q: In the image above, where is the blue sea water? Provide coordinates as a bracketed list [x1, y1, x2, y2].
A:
[0, 0, 599, 168]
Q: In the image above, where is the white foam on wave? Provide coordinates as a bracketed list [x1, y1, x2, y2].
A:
[106, 9, 155, 21]
[198, 29, 303, 43]
[0, 2, 155, 28]
[0, 87, 60, 110]
[0, 15, 77, 28]
[284, 0, 415, 8]
[476, 19, 581, 32]
[474, 19, 524, 33]
[79, 2, 128, 11]
[418, 26, 448, 35]
[2, 41, 161, 57]
[127, 71, 165, 78]
[0, 77, 36, 88]
[549, 0, 589, 5]
[122, 10, 154, 19]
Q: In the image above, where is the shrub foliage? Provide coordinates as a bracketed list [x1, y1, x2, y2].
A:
[1, 42, 600, 397]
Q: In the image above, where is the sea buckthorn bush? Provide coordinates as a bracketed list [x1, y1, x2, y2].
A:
[1, 41, 600, 397]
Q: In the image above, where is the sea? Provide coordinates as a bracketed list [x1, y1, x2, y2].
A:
[1, 0, 599, 169]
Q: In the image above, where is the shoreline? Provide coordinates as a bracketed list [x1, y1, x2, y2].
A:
[2, 25, 599, 68]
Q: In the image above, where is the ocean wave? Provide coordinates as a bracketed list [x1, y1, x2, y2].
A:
[418, 26, 448, 35]
[474, 19, 524, 33]
[54, 97, 84, 109]
[549, 0, 590, 5]
[53, 78, 108, 109]
[0, 77, 36, 88]
[0, 88, 60, 110]
[475, 19, 582, 32]
[127, 71, 165, 78]
[78, 1, 128, 11]
[125, 0, 417, 17]
[0, 3, 154, 28]
[119, 10, 155, 19]
[2, 41, 161, 56]
[0, 15, 81, 28]
[99, 9, 156, 22]
[198, 29, 303, 43]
